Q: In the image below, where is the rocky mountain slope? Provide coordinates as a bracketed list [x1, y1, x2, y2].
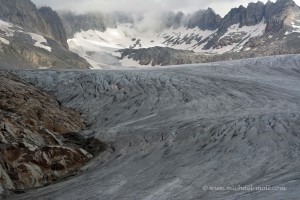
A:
[0, 72, 105, 197]
[0, 0, 91, 69]
[59, 11, 135, 38]
[117, 47, 207, 66]
[59, 12, 107, 38]
[64, 0, 300, 68]
[0, 0, 67, 48]
[8, 54, 300, 200]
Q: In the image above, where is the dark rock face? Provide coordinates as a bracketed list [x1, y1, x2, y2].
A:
[59, 12, 107, 38]
[264, 0, 298, 33]
[38, 7, 68, 49]
[0, 0, 68, 49]
[187, 8, 222, 30]
[0, 0, 91, 69]
[59, 11, 136, 37]
[218, 2, 265, 33]
[0, 0, 45, 32]
[246, 2, 265, 25]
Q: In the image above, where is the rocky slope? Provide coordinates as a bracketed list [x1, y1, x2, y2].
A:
[0, 0, 91, 69]
[117, 47, 206, 66]
[8, 54, 300, 200]
[187, 8, 222, 30]
[59, 12, 107, 38]
[0, 71, 105, 197]
[0, 0, 67, 48]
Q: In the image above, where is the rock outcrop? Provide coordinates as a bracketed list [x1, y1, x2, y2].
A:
[0, 23, 91, 69]
[59, 12, 107, 38]
[59, 11, 135, 38]
[0, 0, 68, 49]
[0, 72, 105, 197]
[118, 47, 206, 66]
[38, 7, 68, 49]
[264, 0, 298, 33]
[187, 8, 222, 30]
[0, 0, 92, 69]
[217, 2, 265, 33]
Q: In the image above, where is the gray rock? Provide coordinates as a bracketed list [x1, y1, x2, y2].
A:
[39, 7, 68, 49]
[118, 46, 205, 66]
[0, 0, 68, 49]
[187, 8, 222, 30]
[59, 11, 135, 38]
[0, 32, 91, 69]
[59, 12, 107, 38]
[0, 0, 91, 69]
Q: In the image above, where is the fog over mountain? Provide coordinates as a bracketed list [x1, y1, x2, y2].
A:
[32, 0, 300, 16]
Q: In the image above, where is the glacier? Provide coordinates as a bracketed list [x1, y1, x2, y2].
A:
[7, 54, 300, 200]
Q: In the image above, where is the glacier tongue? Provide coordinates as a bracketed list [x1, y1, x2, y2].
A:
[9, 54, 300, 200]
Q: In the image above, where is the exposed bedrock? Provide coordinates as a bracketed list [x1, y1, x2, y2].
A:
[0, 72, 105, 197]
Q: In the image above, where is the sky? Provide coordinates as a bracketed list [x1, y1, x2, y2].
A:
[32, 0, 300, 17]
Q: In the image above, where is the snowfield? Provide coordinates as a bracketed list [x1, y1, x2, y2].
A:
[67, 19, 270, 68]
[8, 54, 300, 200]
[29, 33, 52, 52]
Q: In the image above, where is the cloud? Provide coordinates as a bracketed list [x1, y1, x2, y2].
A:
[32, 0, 300, 17]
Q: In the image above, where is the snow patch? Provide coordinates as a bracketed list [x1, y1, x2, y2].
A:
[79, 148, 93, 158]
[0, 37, 9, 45]
[111, 51, 122, 57]
[286, 18, 300, 34]
[158, 26, 217, 52]
[22, 142, 38, 151]
[29, 33, 51, 52]
[0, 20, 15, 37]
[38, 66, 51, 70]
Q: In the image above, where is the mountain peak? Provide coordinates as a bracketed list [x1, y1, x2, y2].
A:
[276, 0, 296, 5]
[206, 7, 216, 14]
[247, 1, 265, 8]
[187, 8, 222, 30]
